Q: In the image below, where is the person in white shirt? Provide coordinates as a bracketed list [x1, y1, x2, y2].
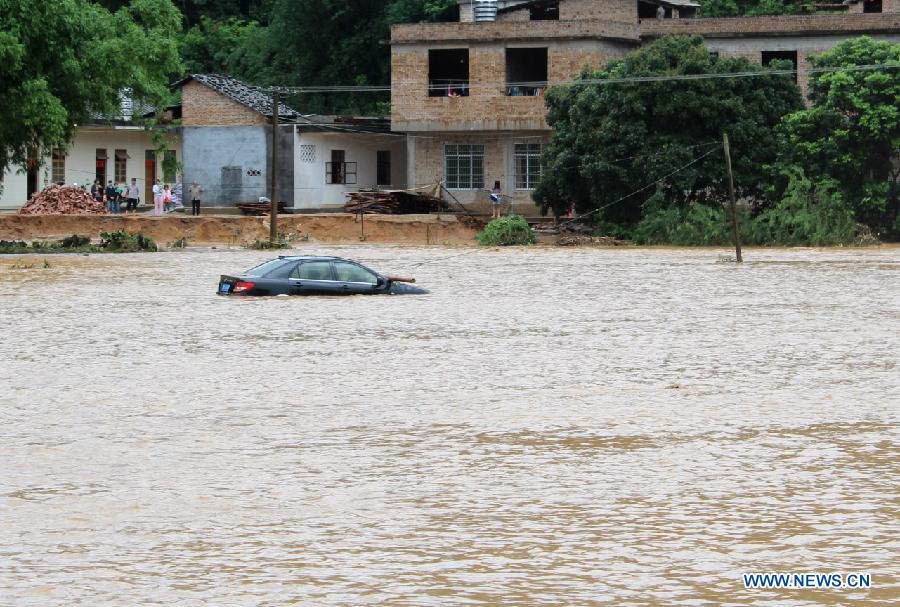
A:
[152, 179, 163, 216]
[126, 178, 140, 213]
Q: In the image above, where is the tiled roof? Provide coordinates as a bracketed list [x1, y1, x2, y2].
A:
[172, 74, 298, 118]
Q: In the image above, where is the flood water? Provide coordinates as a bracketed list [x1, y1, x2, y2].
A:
[1, 245, 898, 606]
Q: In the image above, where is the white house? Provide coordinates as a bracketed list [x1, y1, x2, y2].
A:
[0, 123, 182, 210]
[293, 117, 407, 210]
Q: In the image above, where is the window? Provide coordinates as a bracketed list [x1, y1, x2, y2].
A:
[377, 151, 391, 186]
[515, 144, 542, 190]
[163, 150, 176, 183]
[334, 262, 377, 284]
[246, 258, 293, 277]
[506, 48, 548, 97]
[429, 49, 469, 97]
[530, 1, 559, 20]
[299, 144, 316, 163]
[96, 148, 107, 184]
[638, 1, 670, 18]
[326, 150, 357, 185]
[292, 261, 335, 281]
[444, 144, 484, 190]
[761, 50, 798, 83]
[51, 148, 66, 184]
[864, 0, 882, 12]
[114, 149, 127, 183]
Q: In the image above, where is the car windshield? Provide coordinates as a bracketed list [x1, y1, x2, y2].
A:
[244, 258, 294, 277]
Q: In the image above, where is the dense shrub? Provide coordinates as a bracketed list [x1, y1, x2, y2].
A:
[476, 215, 536, 246]
[100, 230, 158, 252]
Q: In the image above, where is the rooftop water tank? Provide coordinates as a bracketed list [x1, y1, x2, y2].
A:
[474, 0, 498, 22]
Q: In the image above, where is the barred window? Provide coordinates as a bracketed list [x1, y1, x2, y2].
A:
[52, 148, 66, 184]
[114, 149, 127, 183]
[444, 144, 484, 190]
[514, 143, 542, 190]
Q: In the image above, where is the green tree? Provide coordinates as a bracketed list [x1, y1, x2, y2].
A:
[0, 0, 183, 179]
[700, 0, 804, 17]
[775, 37, 900, 237]
[534, 35, 803, 228]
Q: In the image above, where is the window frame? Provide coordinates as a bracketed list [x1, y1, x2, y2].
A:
[333, 261, 378, 285]
[290, 260, 337, 281]
[444, 143, 484, 191]
[514, 143, 543, 191]
[51, 148, 66, 184]
[114, 149, 127, 183]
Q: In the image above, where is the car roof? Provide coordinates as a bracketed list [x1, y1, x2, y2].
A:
[276, 255, 342, 261]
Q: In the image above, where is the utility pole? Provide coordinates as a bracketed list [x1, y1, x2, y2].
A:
[270, 90, 279, 242]
[722, 132, 743, 263]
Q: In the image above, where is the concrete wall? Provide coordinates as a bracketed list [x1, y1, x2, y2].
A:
[1, 127, 182, 209]
[182, 126, 271, 206]
[704, 32, 900, 97]
[406, 132, 550, 215]
[293, 131, 408, 209]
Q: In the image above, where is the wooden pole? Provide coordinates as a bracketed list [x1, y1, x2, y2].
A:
[722, 132, 743, 263]
[270, 91, 279, 242]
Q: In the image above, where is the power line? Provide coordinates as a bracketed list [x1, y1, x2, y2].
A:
[558, 145, 723, 227]
[261, 62, 899, 94]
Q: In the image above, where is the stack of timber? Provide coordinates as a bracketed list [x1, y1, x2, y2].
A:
[343, 190, 451, 215]
[18, 186, 106, 215]
[236, 201, 287, 216]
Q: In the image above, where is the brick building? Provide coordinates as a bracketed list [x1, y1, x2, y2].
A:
[392, 0, 900, 215]
[175, 74, 406, 210]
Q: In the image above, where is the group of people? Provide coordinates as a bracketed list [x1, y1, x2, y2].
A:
[149, 180, 180, 216]
[90, 179, 142, 214]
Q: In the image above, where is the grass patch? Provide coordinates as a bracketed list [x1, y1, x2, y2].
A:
[0, 231, 157, 254]
[476, 215, 536, 246]
[248, 239, 290, 250]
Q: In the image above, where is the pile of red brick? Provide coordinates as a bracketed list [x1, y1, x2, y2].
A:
[18, 186, 106, 215]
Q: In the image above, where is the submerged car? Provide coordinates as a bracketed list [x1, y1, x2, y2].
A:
[217, 255, 429, 296]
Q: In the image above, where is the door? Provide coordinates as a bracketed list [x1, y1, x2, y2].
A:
[96, 148, 107, 185]
[333, 261, 379, 294]
[288, 261, 343, 295]
[222, 166, 242, 204]
[145, 150, 156, 203]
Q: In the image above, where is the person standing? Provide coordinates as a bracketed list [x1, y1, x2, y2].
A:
[162, 184, 173, 213]
[490, 180, 503, 219]
[188, 181, 204, 216]
[106, 180, 119, 213]
[126, 178, 140, 213]
[91, 180, 103, 206]
[152, 179, 163, 216]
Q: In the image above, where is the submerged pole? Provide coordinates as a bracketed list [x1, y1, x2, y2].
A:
[722, 132, 743, 263]
[270, 91, 279, 242]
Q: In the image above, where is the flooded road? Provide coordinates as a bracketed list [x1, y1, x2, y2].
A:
[1, 246, 898, 606]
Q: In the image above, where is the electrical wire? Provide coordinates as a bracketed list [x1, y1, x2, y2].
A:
[558, 145, 723, 227]
[259, 63, 900, 94]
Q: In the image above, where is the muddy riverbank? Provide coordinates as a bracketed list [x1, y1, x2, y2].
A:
[0, 213, 479, 246]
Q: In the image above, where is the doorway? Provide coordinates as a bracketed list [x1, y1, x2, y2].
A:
[145, 150, 156, 203]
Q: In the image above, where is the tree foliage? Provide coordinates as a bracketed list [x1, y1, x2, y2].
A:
[534, 36, 803, 225]
[774, 37, 900, 237]
[0, 0, 183, 177]
[699, 0, 805, 17]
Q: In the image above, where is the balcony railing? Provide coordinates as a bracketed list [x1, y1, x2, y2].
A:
[428, 79, 470, 97]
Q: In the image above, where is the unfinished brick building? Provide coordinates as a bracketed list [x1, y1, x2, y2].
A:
[391, 0, 900, 214]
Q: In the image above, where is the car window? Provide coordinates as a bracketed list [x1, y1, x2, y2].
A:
[292, 261, 335, 281]
[245, 258, 293, 277]
[334, 262, 377, 284]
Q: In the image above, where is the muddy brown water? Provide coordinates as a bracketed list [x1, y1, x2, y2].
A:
[1, 246, 898, 606]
